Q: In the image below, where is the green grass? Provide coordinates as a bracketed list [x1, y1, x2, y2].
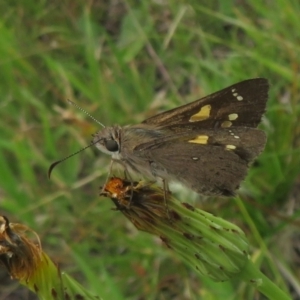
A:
[0, 0, 299, 299]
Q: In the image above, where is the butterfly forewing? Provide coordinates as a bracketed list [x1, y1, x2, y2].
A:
[142, 78, 268, 128]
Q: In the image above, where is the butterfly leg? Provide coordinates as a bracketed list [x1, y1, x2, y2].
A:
[100, 159, 116, 195]
[149, 161, 171, 217]
[122, 166, 135, 207]
[162, 179, 171, 219]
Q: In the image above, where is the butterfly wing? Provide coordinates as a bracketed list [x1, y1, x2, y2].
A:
[143, 78, 269, 128]
[125, 78, 268, 196]
[133, 127, 266, 195]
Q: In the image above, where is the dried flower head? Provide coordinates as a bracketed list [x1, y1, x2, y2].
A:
[102, 177, 249, 281]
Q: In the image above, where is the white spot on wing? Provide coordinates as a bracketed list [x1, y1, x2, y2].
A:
[232, 90, 244, 101]
[226, 145, 236, 150]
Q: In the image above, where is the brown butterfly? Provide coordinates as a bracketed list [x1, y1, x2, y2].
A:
[86, 78, 268, 196]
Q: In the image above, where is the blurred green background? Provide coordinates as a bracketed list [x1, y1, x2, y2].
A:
[0, 1, 299, 299]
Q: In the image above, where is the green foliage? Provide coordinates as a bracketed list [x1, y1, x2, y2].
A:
[0, 1, 299, 299]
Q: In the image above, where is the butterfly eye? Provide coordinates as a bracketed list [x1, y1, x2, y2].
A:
[105, 139, 119, 152]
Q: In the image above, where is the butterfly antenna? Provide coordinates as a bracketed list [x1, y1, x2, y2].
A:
[48, 138, 100, 179]
[67, 99, 105, 128]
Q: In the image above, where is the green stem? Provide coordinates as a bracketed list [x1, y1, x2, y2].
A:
[239, 260, 291, 300]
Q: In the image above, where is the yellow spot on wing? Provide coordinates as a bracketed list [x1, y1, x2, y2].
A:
[189, 105, 211, 122]
[228, 113, 238, 121]
[189, 135, 209, 144]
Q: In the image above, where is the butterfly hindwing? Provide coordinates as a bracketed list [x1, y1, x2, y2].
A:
[133, 127, 266, 195]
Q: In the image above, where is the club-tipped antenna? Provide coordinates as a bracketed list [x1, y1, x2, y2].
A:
[67, 99, 105, 128]
[48, 138, 100, 179]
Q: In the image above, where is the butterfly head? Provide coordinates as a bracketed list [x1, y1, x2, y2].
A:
[92, 126, 121, 157]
